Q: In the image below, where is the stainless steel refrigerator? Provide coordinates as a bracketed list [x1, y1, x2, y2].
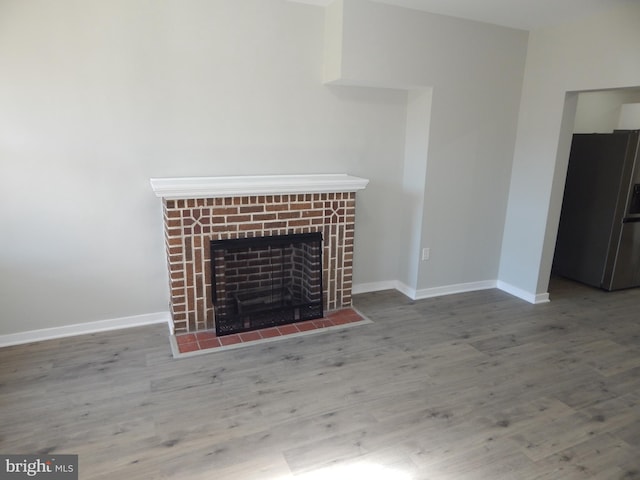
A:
[553, 130, 640, 290]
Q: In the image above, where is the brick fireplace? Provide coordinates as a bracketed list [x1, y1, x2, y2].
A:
[150, 174, 369, 335]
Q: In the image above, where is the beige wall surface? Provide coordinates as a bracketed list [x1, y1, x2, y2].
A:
[3, 0, 636, 337]
[0, 0, 407, 335]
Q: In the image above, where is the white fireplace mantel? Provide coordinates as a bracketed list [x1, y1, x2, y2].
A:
[150, 174, 369, 199]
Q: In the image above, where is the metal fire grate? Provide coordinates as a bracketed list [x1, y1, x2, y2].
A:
[210, 232, 323, 336]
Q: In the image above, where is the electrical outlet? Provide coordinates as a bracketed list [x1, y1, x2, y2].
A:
[422, 247, 430, 261]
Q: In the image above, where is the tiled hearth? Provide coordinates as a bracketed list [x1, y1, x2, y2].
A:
[171, 307, 370, 358]
[151, 174, 369, 341]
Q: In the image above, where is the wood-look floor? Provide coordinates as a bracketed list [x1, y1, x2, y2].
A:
[1, 277, 640, 479]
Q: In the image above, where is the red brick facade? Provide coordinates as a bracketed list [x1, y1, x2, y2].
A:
[162, 192, 356, 334]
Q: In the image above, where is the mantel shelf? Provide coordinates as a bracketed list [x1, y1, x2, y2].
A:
[150, 174, 369, 199]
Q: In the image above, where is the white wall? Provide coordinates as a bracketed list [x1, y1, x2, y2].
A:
[574, 89, 640, 133]
[619, 103, 640, 130]
[397, 89, 432, 292]
[7, 0, 634, 338]
[0, 0, 408, 335]
[327, 0, 528, 294]
[499, 2, 640, 298]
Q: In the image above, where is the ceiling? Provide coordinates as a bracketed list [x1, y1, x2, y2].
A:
[290, 0, 634, 31]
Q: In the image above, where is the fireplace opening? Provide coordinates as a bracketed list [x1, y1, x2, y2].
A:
[210, 232, 323, 336]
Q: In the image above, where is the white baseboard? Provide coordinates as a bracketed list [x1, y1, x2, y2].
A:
[352, 280, 400, 295]
[353, 279, 497, 300]
[497, 281, 550, 304]
[352, 280, 418, 299]
[394, 281, 417, 299]
[354, 278, 550, 305]
[0, 311, 171, 348]
[1, 280, 549, 349]
[413, 280, 498, 300]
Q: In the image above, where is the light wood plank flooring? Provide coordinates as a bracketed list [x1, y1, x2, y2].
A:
[1, 277, 640, 479]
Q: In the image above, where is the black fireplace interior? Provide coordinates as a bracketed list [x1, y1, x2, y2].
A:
[210, 232, 323, 336]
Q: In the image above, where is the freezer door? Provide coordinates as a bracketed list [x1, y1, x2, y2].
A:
[608, 219, 640, 290]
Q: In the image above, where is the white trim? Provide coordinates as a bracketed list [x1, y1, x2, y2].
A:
[497, 281, 550, 304]
[352, 280, 400, 295]
[0, 280, 550, 349]
[352, 280, 417, 299]
[150, 174, 369, 199]
[413, 280, 498, 300]
[353, 279, 553, 305]
[353, 279, 498, 300]
[0, 312, 171, 348]
[394, 281, 417, 299]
